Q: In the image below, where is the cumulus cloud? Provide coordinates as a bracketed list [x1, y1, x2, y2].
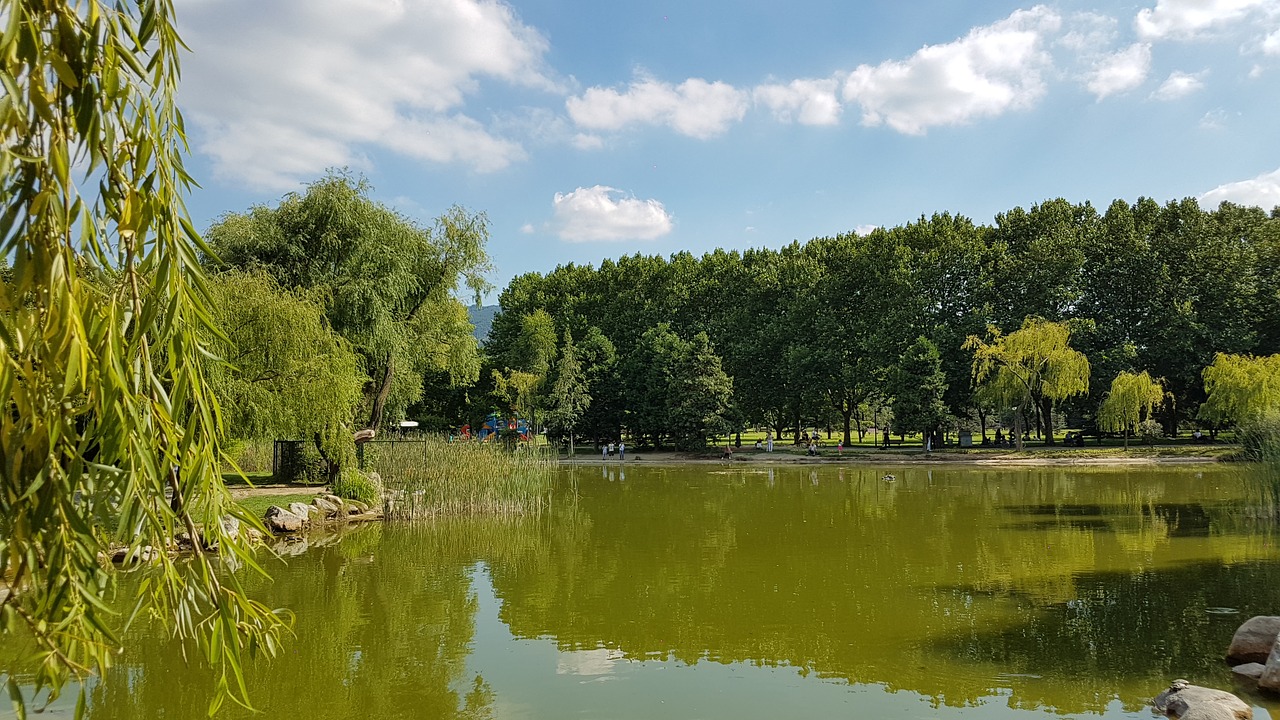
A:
[1199, 167, 1280, 209]
[1265, 29, 1280, 54]
[566, 76, 749, 139]
[1135, 0, 1275, 40]
[176, 0, 555, 190]
[752, 78, 843, 125]
[1151, 70, 1208, 99]
[841, 6, 1062, 135]
[552, 186, 674, 242]
[1085, 43, 1152, 99]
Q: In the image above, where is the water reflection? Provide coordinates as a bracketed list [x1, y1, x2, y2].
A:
[5, 465, 1277, 719]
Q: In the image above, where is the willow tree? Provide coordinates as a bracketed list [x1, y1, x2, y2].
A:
[1098, 371, 1165, 449]
[966, 318, 1090, 448]
[205, 174, 492, 443]
[205, 270, 364, 463]
[0, 1, 286, 714]
[1200, 353, 1280, 428]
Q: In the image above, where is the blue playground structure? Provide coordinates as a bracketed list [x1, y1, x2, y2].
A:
[475, 412, 531, 442]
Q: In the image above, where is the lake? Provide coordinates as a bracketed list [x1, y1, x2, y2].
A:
[9, 463, 1280, 718]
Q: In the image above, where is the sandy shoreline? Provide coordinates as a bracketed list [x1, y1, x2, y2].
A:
[563, 449, 1230, 467]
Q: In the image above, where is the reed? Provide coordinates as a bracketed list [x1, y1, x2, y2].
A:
[1240, 414, 1280, 515]
[363, 435, 557, 519]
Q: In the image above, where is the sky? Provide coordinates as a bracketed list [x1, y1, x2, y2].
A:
[172, 0, 1280, 302]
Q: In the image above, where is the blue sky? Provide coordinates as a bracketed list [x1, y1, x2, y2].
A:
[173, 0, 1280, 301]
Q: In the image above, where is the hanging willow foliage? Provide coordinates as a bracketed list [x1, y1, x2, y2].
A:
[0, 1, 288, 716]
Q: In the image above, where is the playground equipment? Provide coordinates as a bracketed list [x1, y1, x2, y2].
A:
[476, 413, 530, 442]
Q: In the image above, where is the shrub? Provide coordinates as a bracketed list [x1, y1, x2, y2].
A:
[333, 468, 383, 506]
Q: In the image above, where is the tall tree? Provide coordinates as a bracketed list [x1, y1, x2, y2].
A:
[0, 1, 285, 712]
[887, 337, 950, 448]
[668, 332, 735, 451]
[546, 330, 591, 455]
[1097, 371, 1165, 449]
[205, 173, 491, 440]
[966, 318, 1091, 447]
[206, 271, 364, 462]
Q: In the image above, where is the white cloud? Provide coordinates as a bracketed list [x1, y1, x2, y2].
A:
[552, 186, 674, 242]
[176, 0, 555, 190]
[854, 224, 880, 236]
[1199, 167, 1280, 209]
[1200, 108, 1229, 129]
[1085, 43, 1152, 99]
[1135, 0, 1275, 40]
[1057, 12, 1119, 53]
[1151, 70, 1207, 99]
[752, 78, 843, 125]
[571, 133, 605, 150]
[566, 75, 749, 139]
[1265, 29, 1280, 54]
[519, 223, 535, 234]
[841, 6, 1062, 135]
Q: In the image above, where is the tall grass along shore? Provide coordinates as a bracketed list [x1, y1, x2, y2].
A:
[363, 436, 557, 519]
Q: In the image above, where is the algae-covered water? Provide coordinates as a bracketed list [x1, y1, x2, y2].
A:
[8, 464, 1280, 718]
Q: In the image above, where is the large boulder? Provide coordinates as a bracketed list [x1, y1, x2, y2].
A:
[288, 501, 317, 519]
[264, 505, 306, 534]
[1259, 640, 1280, 693]
[1152, 679, 1252, 720]
[1227, 616, 1280, 664]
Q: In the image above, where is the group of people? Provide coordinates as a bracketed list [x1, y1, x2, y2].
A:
[601, 441, 625, 460]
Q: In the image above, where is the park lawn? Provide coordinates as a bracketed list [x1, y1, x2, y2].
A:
[221, 471, 276, 486]
[234, 493, 320, 520]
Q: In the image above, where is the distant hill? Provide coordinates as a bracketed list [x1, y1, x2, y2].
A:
[467, 304, 498, 344]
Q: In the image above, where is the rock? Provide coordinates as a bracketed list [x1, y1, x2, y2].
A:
[110, 545, 159, 564]
[1152, 679, 1252, 719]
[1233, 663, 1266, 681]
[219, 515, 241, 539]
[264, 505, 305, 534]
[1228, 616, 1280, 664]
[288, 502, 316, 519]
[312, 496, 342, 518]
[1259, 639, 1280, 693]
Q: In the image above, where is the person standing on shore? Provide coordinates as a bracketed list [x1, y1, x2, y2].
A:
[601, 443, 607, 459]
[618, 441, 626, 461]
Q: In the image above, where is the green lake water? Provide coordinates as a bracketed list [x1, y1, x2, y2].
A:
[8, 463, 1280, 718]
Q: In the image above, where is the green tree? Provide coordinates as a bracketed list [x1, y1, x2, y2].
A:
[966, 318, 1091, 448]
[205, 271, 364, 463]
[205, 173, 491, 440]
[1097, 371, 1165, 449]
[1200, 353, 1280, 427]
[668, 332, 734, 451]
[887, 337, 950, 448]
[0, 1, 285, 712]
[546, 330, 591, 455]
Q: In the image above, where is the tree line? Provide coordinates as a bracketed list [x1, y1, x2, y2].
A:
[477, 197, 1280, 449]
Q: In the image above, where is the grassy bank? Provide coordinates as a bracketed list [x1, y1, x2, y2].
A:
[362, 436, 556, 519]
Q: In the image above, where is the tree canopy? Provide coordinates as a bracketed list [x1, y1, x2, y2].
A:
[1098, 370, 1165, 448]
[204, 173, 491, 438]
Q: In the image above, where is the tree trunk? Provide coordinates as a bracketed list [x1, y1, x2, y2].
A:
[842, 406, 852, 447]
[314, 432, 341, 484]
[361, 354, 395, 444]
[1040, 395, 1055, 445]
